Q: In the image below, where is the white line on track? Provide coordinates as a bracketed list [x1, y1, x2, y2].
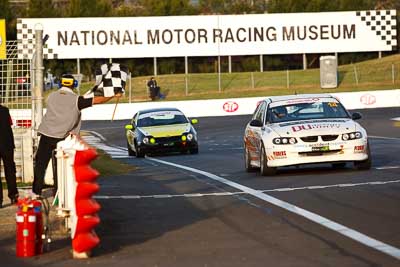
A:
[146, 157, 400, 260]
[95, 180, 400, 199]
[369, 135, 400, 141]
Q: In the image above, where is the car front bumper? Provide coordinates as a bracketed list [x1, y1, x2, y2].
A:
[138, 137, 198, 154]
[265, 138, 369, 167]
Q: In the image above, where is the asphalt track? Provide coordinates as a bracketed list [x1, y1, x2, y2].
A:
[3, 107, 400, 267]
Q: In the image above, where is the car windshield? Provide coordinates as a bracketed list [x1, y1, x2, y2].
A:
[137, 110, 188, 127]
[268, 98, 349, 123]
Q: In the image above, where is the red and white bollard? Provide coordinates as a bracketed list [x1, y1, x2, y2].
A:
[71, 148, 101, 259]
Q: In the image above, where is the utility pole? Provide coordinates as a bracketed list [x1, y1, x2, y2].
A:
[32, 25, 45, 153]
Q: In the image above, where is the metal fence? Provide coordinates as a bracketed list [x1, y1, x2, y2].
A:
[126, 60, 400, 101]
[0, 40, 32, 126]
[1, 40, 33, 183]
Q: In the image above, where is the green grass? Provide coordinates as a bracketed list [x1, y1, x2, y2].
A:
[91, 149, 136, 177]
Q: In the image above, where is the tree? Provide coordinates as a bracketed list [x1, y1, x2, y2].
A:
[0, 0, 16, 39]
[28, 0, 58, 18]
[139, 0, 198, 16]
[66, 0, 113, 17]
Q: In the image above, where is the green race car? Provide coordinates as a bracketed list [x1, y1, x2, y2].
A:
[125, 107, 199, 157]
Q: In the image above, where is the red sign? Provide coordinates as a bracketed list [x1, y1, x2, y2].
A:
[223, 101, 239, 113]
[360, 94, 376, 105]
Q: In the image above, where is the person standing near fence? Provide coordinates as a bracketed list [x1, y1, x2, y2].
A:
[32, 74, 117, 196]
[0, 103, 19, 208]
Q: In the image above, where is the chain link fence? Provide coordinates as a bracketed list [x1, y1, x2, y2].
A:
[127, 59, 399, 101]
[0, 40, 32, 126]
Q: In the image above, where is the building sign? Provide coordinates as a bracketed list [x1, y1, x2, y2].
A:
[17, 10, 397, 59]
[0, 20, 6, 59]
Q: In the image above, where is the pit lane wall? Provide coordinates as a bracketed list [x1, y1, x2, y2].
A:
[81, 89, 400, 120]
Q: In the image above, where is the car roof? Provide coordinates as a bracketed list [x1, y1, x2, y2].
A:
[138, 107, 183, 115]
[265, 93, 337, 103]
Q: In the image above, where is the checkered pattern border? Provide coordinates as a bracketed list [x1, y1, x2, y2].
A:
[356, 10, 397, 50]
[16, 19, 57, 59]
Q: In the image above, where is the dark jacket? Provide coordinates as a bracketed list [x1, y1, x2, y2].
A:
[0, 105, 15, 150]
[147, 79, 157, 89]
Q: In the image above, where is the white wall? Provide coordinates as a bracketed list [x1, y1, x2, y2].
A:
[81, 89, 400, 120]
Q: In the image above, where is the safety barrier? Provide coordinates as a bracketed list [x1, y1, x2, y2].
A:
[54, 134, 101, 258]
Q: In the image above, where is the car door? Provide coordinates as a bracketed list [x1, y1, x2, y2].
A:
[127, 113, 138, 148]
[245, 101, 267, 165]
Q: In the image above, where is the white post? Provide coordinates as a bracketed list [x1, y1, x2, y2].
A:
[260, 55, 264, 72]
[353, 65, 359, 85]
[185, 56, 189, 96]
[228, 55, 232, 73]
[303, 54, 307, 70]
[392, 64, 395, 84]
[128, 72, 132, 103]
[218, 56, 221, 93]
[286, 69, 290, 88]
[153, 57, 157, 76]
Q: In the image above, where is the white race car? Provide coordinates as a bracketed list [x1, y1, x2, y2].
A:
[244, 94, 372, 175]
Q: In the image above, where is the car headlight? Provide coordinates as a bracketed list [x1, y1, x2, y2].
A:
[187, 133, 194, 141]
[342, 132, 362, 141]
[181, 135, 187, 141]
[273, 137, 297, 145]
[143, 137, 156, 144]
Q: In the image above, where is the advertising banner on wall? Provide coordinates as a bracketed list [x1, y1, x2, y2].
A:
[0, 19, 6, 59]
[17, 10, 397, 59]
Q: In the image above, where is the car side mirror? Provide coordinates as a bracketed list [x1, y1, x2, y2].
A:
[249, 119, 263, 127]
[125, 124, 133, 130]
[351, 112, 362, 120]
[191, 118, 198, 124]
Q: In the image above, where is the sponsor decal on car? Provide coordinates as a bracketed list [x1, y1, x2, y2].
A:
[360, 94, 376, 105]
[354, 145, 365, 153]
[223, 101, 239, 113]
[279, 119, 347, 127]
[292, 123, 341, 132]
[273, 151, 287, 159]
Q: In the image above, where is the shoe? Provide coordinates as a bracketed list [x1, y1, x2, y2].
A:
[10, 195, 19, 205]
[0, 202, 2, 209]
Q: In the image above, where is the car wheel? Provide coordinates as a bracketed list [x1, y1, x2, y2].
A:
[354, 143, 372, 170]
[135, 141, 145, 158]
[127, 141, 135, 156]
[260, 145, 277, 176]
[244, 145, 256, 172]
[189, 147, 198, 154]
[332, 162, 346, 169]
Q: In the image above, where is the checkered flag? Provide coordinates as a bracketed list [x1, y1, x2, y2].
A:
[87, 63, 128, 97]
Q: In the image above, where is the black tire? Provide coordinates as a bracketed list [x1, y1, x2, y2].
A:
[260, 145, 277, 176]
[354, 143, 372, 170]
[127, 141, 135, 156]
[135, 141, 145, 158]
[189, 147, 199, 154]
[332, 162, 346, 169]
[244, 145, 256, 172]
